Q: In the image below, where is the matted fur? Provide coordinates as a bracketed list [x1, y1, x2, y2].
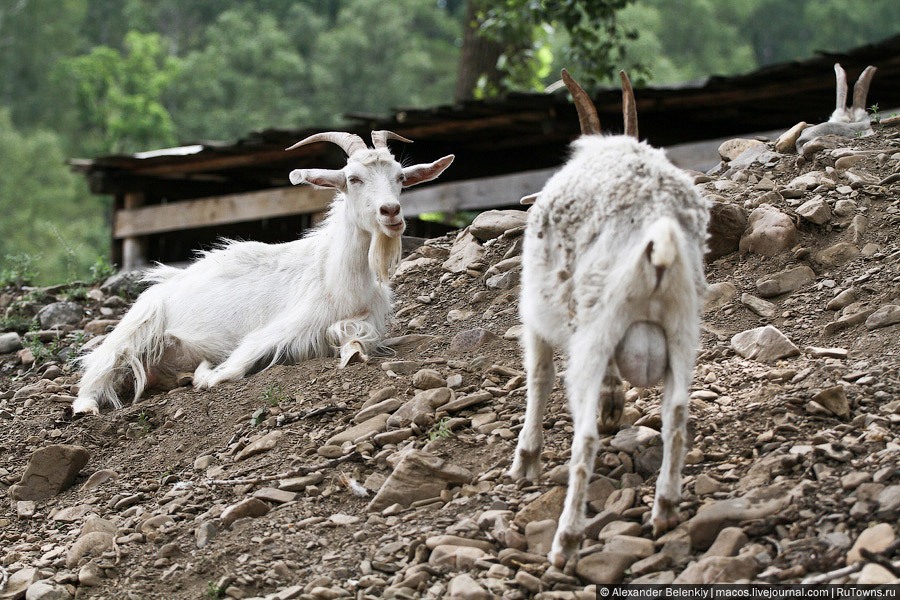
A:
[509, 134, 710, 568]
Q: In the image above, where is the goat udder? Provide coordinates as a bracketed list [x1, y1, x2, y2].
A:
[614, 321, 667, 387]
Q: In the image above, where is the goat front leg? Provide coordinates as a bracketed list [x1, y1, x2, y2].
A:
[549, 341, 610, 569]
[509, 327, 556, 481]
[651, 337, 693, 536]
[326, 316, 380, 369]
[193, 319, 300, 390]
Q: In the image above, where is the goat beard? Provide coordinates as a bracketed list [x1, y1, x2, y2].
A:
[369, 230, 401, 283]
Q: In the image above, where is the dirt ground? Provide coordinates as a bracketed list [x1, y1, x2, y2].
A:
[1, 121, 898, 599]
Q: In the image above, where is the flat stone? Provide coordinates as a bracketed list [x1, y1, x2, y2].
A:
[367, 449, 472, 512]
[235, 430, 283, 461]
[469, 210, 528, 241]
[325, 413, 389, 446]
[811, 386, 850, 419]
[740, 293, 776, 318]
[220, 498, 270, 527]
[253, 487, 297, 504]
[694, 474, 725, 496]
[9, 444, 90, 502]
[815, 243, 859, 267]
[704, 282, 737, 312]
[739, 204, 797, 257]
[66, 531, 114, 568]
[412, 368, 444, 390]
[524, 519, 557, 555]
[674, 555, 759, 583]
[775, 122, 807, 153]
[847, 523, 895, 564]
[446, 573, 491, 600]
[513, 486, 566, 528]
[730, 326, 799, 363]
[443, 230, 484, 273]
[866, 305, 900, 330]
[702, 527, 748, 558]
[0, 568, 39, 600]
[574, 551, 637, 584]
[449, 328, 497, 354]
[605, 535, 656, 559]
[685, 494, 790, 549]
[354, 398, 401, 424]
[805, 346, 848, 359]
[718, 138, 765, 161]
[826, 288, 858, 311]
[443, 390, 493, 413]
[755, 266, 815, 298]
[610, 426, 660, 453]
[429, 544, 489, 570]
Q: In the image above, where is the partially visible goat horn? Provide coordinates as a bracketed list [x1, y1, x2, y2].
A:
[561, 69, 601, 135]
[620, 71, 638, 139]
[834, 63, 848, 112]
[372, 130, 413, 149]
[851, 65, 877, 111]
[286, 132, 368, 157]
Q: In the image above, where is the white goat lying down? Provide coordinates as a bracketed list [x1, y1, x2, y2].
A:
[72, 131, 454, 415]
[509, 70, 710, 568]
[796, 62, 877, 152]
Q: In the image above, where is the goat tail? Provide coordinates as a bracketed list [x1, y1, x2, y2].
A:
[74, 290, 169, 413]
[635, 216, 685, 294]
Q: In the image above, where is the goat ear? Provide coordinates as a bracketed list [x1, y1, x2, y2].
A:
[289, 168, 347, 191]
[401, 155, 455, 188]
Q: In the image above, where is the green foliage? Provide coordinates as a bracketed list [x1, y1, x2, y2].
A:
[206, 581, 226, 599]
[0, 254, 40, 288]
[62, 31, 181, 154]
[261, 383, 288, 407]
[428, 417, 454, 441]
[479, 0, 642, 90]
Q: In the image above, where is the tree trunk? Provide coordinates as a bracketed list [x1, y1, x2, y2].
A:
[454, 0, 504, 102]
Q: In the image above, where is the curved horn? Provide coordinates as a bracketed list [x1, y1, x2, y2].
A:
[834, 63, 848, 112]
[561, 68, 601, 135]
[620, 70, 638, 139]
[285, 132, 367, 156]
[372, 130, 414, 149]
[851, 65, 877, 112]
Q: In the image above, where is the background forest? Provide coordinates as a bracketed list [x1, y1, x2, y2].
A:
[1, 0, 898, 285]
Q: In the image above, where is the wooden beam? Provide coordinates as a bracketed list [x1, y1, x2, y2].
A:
[114, 186, 334, 238]
[400, 168, 556, 215]
[121, 192, 148, 270]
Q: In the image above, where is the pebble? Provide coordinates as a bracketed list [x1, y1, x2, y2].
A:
[220, 498, 271, 527]
[730, 326, 800, 362]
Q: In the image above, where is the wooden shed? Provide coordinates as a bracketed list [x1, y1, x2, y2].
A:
[70, 35, 900, 270]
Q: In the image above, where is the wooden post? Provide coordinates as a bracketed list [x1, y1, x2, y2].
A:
[121, 192, 147, 271]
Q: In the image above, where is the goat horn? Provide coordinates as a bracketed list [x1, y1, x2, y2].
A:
[285, 132, 368, 156]
[620, 71, 638, 139]
[834, 63, 848, 112]
[561, 69, 601, 135]
[372, 130, 413, 149]
[851, 65, 877, 111]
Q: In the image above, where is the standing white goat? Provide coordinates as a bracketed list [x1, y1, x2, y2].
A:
[509, 71, 709, 568]
[72, 131, 454, 415]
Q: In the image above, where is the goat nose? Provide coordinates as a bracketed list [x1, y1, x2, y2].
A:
[380, 204, 400, 218]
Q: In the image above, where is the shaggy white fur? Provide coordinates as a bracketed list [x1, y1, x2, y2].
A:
[508, 78, 710, 568]
[73, 133, 453, 415]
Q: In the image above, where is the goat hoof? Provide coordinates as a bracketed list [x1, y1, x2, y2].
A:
[72, 397, 100, 416]
[651, 506, 680, 536]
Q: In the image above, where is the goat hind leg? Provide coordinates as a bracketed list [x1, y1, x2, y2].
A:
[508, 327, 555, 481]
[549, 341, 609, 569]
[651, 340, 692, 536]
[193, 322, 291, 389]
[327, 317, 378, 369]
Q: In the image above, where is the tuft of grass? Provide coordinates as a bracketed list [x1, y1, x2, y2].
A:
[868, 103, 880, 124]
[0, 253, 40, 288]
[261, 383, 287, 407]
[206, 582, 225, 599]
[89, 255, 117, 284]
[427, 417, 454, 441]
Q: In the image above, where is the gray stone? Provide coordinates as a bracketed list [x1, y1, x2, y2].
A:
[610, 426, 660, 454]
[866, 305, 900, 331]
[718, 138, 765, 162]
[775, 122, 807, 153]
[0, 331, 23, 353]
[702, 527, 748, 558]
[674, 555, 759, 583]
[706, 201, 748, 260]
[574, 551, 637, 584]
[876, 485, 900, 515]
[704, 282, 737, 312]
[740, 293, 776, 318]
[37, 302, 83, 329]
[524, 519, 557, 555]
[755, 266, 815, 298]
[386, 387, 451, 429]
[443, 230, 484, 273]
[1, 568, 39, 600]
[449, 328, 497, 354]
[730, 326, 799, 363]
[412, 368, 444, 390]
[367, 449, 472, 512]
[815, 243, 860, 267]
[847, 523, 895, 564]
[325, 413, 389, 446]
[795, 198, 832, 225]
[66, 531, 114, 568]
[469, 210, 528, 241]
[811, 386, 850, 420]
[685, 494, 790, 549]
[220, 497, 270, 527]
[24, 581, 71, 600]
[446, 573, 491, 600]
[9, 444, 90, 502]
[235, 430, 283, 461]
[739, 204, 797, 257]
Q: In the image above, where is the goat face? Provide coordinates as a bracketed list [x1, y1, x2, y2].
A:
[347, 150, 407, 238]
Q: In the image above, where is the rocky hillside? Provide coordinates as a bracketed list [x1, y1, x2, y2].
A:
[1, 119, 899, 600]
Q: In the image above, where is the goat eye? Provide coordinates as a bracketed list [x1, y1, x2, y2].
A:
[348, 176, 362, 185]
